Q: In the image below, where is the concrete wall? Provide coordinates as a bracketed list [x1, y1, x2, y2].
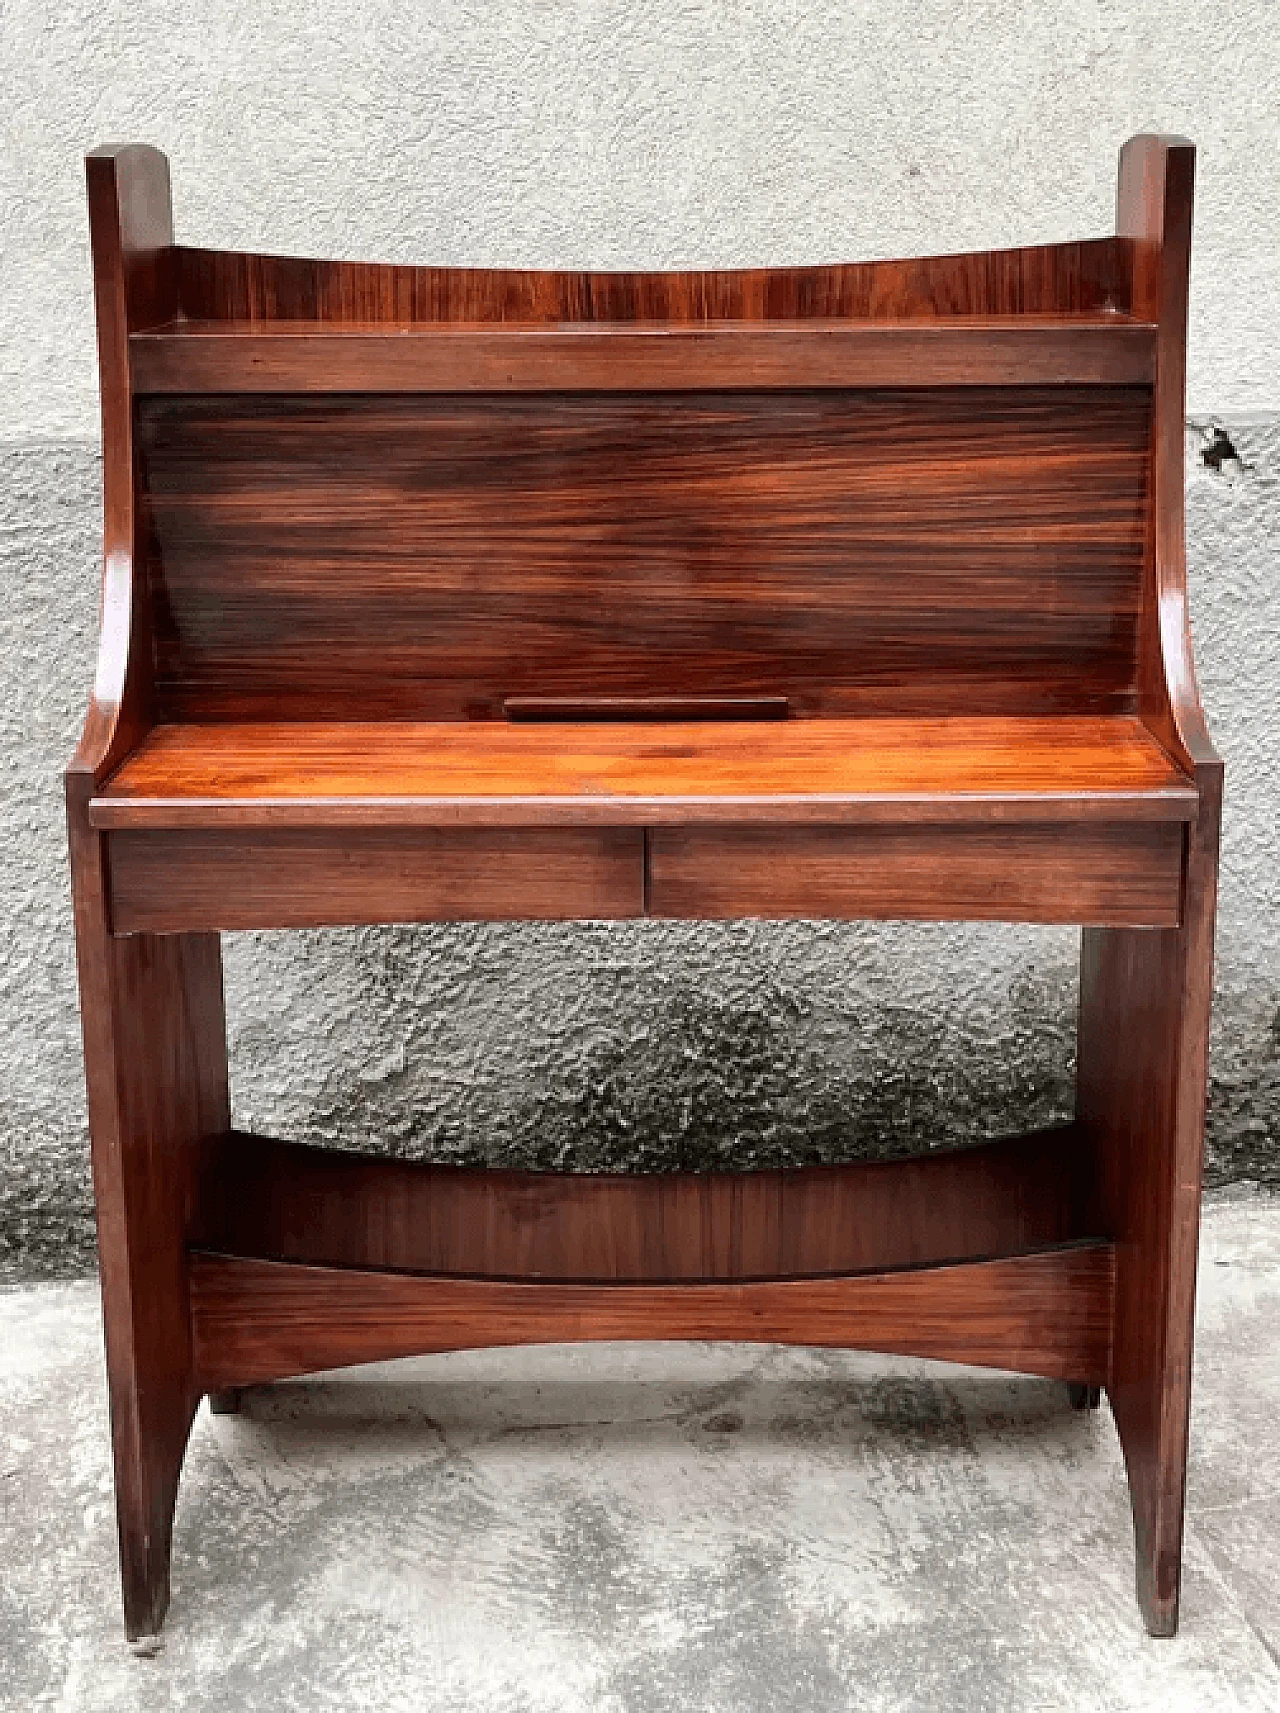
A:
[2, 2, 1277, 1277]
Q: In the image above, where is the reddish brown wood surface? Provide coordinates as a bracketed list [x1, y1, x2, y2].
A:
[1072, 135, 1222, 1639]
[72, 921, 226, 1645]
[189, 1245, 1117, 1394]
[648, 821, 1184, 927]
[69, 145, 226, 1644]
[503, 695, 793, 722]
[70, 763, 228, 1640]
[107, 827, 643, 932]
[129, 318, 1156, 393]
[170, 235, 1132, 323]
[102, 818, 1192, 938]
[1079, 913, 1217, 1638]
[106, 820, 1181, 934]
[70, 145, 173, 790]
[134, 390, 1152, 724]
[70, 138, 1219, 1641]
[1120, 138, 1219, 779]
[92, 716, 1194, 831]
[195, 1126, 1096, 1282]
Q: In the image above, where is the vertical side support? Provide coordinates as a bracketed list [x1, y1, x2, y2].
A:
[69, 823, 229, 1639]
[1078, 136, 1222, 1639]
[71, 146, 231, 1640]
[1078, 880, 1218, 1636]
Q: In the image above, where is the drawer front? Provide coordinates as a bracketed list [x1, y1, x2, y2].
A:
[108, 828, 644, 933]
[647, 823, 1184, 926]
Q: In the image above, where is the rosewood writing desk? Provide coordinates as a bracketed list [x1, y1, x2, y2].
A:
[70, 136, 1219, 1641]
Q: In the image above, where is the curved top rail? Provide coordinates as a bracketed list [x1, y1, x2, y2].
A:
[169, 236, 1134, 326]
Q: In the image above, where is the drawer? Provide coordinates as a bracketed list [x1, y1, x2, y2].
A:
[646, 823, 1184, 926]
[107, 827, 644, 933]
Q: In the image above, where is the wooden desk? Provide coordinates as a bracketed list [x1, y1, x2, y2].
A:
[69, 135, 1220, 1641]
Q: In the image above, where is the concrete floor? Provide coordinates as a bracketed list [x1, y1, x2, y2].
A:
[2, 1192, 1278, 1712]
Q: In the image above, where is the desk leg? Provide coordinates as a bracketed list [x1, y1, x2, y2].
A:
[72, 817, 229, 1639]
[1077, 813, 1218, 1636]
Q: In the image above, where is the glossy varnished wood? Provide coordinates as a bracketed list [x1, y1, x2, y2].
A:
[92, 716, 1195, 829]
[1074, 137, 1222, 1637]
[135, 390, 1152, 723]
[130, 317, 1156, 393]
[195, 1126, 1096, 1282]
[189, 1245, 1117, 1394]
[69, 146, 231, 1642]
[107, 827, 643, 932]
[73, 146, 172, 786]
[503, 694, 793, 722]
[648, 821, 1184, 927]
[67, 875, 228, 1642]
[71, 139, 1220, 1640]
[1122, 143, 1219, 779]
[104, 819, 1184, 934]
[171, 235, 1133, 324]
[97, 717, 1192, 931]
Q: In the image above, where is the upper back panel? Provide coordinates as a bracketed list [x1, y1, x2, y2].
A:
[81, 159, 1167, 731]
[138, 383, 1150, 722]
[173, 236, 1129, 322]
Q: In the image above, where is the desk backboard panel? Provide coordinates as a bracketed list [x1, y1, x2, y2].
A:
[137, 386, 1150, 722]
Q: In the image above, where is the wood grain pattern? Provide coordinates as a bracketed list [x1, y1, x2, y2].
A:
[107, 827, 643, 932]
[194, 1125, 1097, 1283]
[1121, 139, 1220, 779]
[72, 139, 1220, 1639]
[1078, 914, 1217, 1637]
[648, 821, 1184, 927]
[189, 1245, 1117, 1393]
[103, 819, 1186, 934]
[1070, 136, 1222, 1639]
[171, 236, 1133, 324]
[129, 318, 1156, 393]
[69, 145, 172, 789]
[92, 716, 1195, 831]
[69, 145, 226, 1645]
[135, 390, 1152, 723]
[68, 777, 229, 1639]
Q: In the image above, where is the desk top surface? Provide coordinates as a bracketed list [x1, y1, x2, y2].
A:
[90, 715, 1196, 831]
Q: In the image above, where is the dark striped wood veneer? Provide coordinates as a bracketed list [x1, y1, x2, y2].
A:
[137, 388, 1152, 722]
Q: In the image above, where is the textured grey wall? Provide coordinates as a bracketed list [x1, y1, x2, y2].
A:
[2, 3, 1277, 1279]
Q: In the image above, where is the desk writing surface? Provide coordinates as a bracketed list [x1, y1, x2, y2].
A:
[91, 714, 1195, 830]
